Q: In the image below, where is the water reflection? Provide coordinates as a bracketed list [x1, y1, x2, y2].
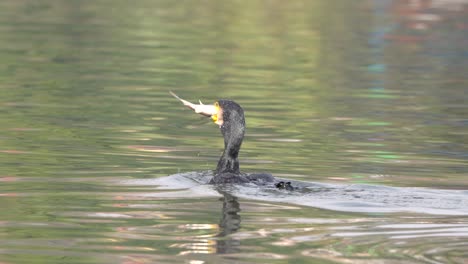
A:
[1, 0, 467, 263]
[215, 192, 241, 254]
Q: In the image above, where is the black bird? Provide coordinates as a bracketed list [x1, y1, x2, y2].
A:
[170, 92, 275, 184]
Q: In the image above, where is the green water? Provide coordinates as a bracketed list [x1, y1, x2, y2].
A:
[1, 0, 467, 263]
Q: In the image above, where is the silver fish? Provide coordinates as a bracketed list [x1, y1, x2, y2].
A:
[170, 91, 217, 117]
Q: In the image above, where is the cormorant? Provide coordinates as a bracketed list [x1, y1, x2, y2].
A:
[170, 92, 275, 185]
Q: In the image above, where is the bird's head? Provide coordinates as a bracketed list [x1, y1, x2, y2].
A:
[212, 100, 245, 130]
[170, 91, 246, 144]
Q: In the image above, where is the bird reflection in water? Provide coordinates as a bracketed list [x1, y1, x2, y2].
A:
[215, 191, 242, 254]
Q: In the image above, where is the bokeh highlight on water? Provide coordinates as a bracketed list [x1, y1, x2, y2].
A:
[1, 0, 467, 263]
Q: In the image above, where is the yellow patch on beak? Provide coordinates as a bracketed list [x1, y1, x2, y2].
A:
[211, 102, 219, 122]
[211, 102, 223, 126]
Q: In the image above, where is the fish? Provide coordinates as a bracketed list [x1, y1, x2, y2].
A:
[169, 91, 218, 117]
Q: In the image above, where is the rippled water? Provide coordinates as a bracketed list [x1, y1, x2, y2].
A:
[1, 0, 467, 263]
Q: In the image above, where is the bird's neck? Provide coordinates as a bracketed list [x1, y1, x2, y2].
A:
[216, 125, 244, 175]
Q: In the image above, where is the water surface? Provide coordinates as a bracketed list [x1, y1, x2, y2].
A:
[1, 0, 467, 263]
